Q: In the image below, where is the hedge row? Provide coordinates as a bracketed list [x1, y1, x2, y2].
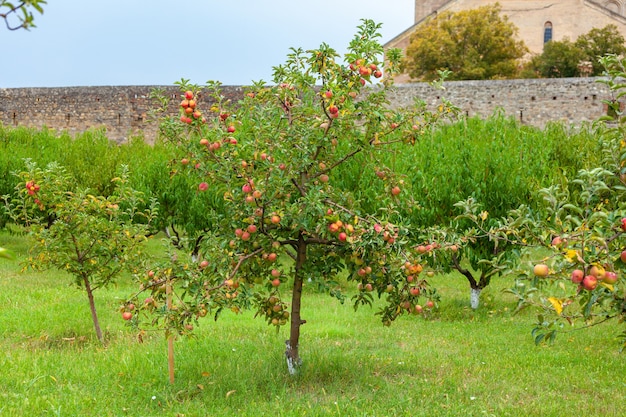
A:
[0, 115, 603, 233]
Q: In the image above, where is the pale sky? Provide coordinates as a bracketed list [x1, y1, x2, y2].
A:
[2, 1, 414, 88]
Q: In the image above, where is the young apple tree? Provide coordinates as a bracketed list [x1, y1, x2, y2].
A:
[412, 208, 522, 310]
[3, 160, 157, 344]
[134, 20, 456, 374]
[456, 54, 626, 344]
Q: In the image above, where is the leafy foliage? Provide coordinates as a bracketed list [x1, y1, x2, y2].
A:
[2, 160, 157, 343]
[403, 4, 527, 81]
[0, 0, 46, 30]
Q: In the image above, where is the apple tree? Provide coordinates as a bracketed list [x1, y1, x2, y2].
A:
[413, 204, 523, 310]
[3, 159, 157, 343]
[459, 54, 626, 344]
[130, 20, 456, 374]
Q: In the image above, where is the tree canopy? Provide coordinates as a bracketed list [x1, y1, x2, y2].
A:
[403, 4, 527, 81]
[522, 24, 626, 78]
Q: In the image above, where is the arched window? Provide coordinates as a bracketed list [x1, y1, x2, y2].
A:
[605, 1, 620, 14]
[544, 22, 553, 43]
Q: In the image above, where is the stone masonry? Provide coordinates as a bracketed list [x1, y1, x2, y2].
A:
[0, 78, 616, 143]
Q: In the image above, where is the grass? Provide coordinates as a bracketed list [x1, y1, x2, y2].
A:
[1, 231, 625, 416]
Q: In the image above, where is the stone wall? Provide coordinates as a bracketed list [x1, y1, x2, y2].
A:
[388, 77, 613, 128]
[0, 78, 614, 143]
[0, 85, 247, 143]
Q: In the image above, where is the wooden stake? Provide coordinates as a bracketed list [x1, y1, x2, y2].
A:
[166, 278, 175, 384]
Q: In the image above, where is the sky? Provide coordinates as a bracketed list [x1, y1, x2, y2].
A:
[2, 1, 414, 88]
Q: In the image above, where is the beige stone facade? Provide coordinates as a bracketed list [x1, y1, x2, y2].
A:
[387, 0, 626, 81]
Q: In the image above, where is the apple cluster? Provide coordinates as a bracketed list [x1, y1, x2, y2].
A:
[179, 90, 205, 125]
[348, 58, 383, 86]
[327, 217, 353, 243]
[120, 302, 135, 321]
[259, 295, 290, 327]
[570, 264, 619, 291]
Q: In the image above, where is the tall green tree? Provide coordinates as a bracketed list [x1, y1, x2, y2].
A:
[403, 4, 527, 81]
[575, 24, 626, 75]
[526, 38, 583, 78]
[524, 25, 626, 78]
[1, 0, 46, 30]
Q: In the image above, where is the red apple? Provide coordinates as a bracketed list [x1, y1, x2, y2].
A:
[320, 174, 329, 183]
[425, 300, 434, 309]
[571, 269, 584, 284]
[551, 236, 563, 246]
[247, 224, 257, 234]
[241, 231, 251, 241]
[184, 91, 193, 100]
[271, 215, 281, 224]
[391, 186, 401, 196]
[271, 278, 281, 287]
[199, 260, 209, 269]
[582, 275, 598, 291]
[359, 66, 372, 76]
[338, 232, 347, 242]
[603, 271, 618, 284]
[409, 287, 420, 296]
[199, 138, 209, 146]
[198, 182, 209, 191]
[621, 250, 626, 263]
[267, 253, 277, 262]
[364, 283, 373, 292]
[324, 90, 333, 99]
[122, 311, 133, 321]
[227, 125, 236, 133]
[621, 218, 626, 232]
[271, 269, 281, 278]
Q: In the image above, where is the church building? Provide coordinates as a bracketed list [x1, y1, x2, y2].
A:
[386, 0, 626, 80]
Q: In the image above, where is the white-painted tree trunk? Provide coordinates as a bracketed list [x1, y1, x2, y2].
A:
[470, 288, 481, 310]
[285, 340, 302, 375]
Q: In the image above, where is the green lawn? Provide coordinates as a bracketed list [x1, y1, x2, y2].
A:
[1, 231, 625, 416]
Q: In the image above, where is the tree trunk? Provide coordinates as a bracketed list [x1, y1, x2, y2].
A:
[286, 233, 307, 375]
[83, 275, 103, 343]
[470, 287, 481, 310]
[451, 253, 488, 310]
